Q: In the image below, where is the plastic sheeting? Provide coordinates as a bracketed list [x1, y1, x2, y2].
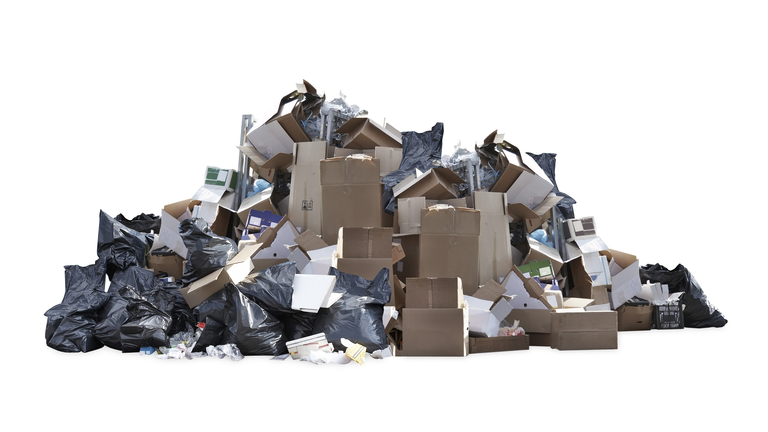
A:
[381, 122, 445, 214]
[97, 210, 154, 279]
[313, 267, 390, 352]
[179, 218, 238, 286]
[114, 212, 161, 234]
[44, 258, 111, 353]
[640, 263, 728, 328]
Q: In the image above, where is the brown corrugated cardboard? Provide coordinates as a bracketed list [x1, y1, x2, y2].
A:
[390, 276, 406, 309]
[507, 195, 564, 233]
[397, 197, 426, 234]
[402, 308, 469, 357]
[159, 198, 202, 258]
[567, 253, 611, 306]
[293, 229, 329, 254]
[523, 237, 564, 277]
[288, 141, 326, 235]
[393, 167, 465, 200]
[474, 191, 513, 285]
[320, 156, 382, 245]
[469, 335, 529, 354]
[489, 157, 553, 210]
[473, 280, 507, 304]
[419, 206, 482, 295]
[333, 147, 375, 157]
[550, 310, 618, 350]
[392, 233, 420, 280]
[375, 146, 403, 177]
[147, 252, 184, 280]
[337, 227, 392, 258]
[236, 187, 279, 225]
[406, 277, 464, 309]
[335, 117, 402, 149]
[257, 153, 292, 184]
[600, 248, 642, 309]
[391, 242, 406, 264]
[617, 304, 653, 331]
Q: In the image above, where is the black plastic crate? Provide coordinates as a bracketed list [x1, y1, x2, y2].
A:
[652, 303, 684, 329]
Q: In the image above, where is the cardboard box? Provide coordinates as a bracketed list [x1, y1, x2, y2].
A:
[246, 120, 298, 160]
[337, 227, 393, 258]
[335, 117, 402, 149]
[501, 267, 554, 337]
[147, 252, 184, 280]
[490, 161, 553, 210]
[402, 308, 469, 357]
[392, 233, 420, 280]
[293, 229, 329, 254]
[288, 141, 326, 235]
[600, 249, 642, 309]
[204, 167, 238, 192]
[419, 206, 482, 295]
[523, 237, 564, 277]
[159, 198, 201, 258]
[397, 197, 426, 234]
[391, 242, 406, 264]
[474, 191, 513, 286]
[320, 156, 382, 245]
[507, 195, 564, 233]
[550, 310, 618, 350]
[469, 335, 529, 354]
[406, 277, 464, 309]
[616, 304, 653, 331]
[236, 187, 279, 225]
[375, 146, 403, 177]
[393, 167, 465, 200]
[179, 244, 262, 308]
[473, 280, 507, 304]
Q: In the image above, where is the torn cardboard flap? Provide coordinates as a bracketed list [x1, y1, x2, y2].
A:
[507, 195, 564, 233]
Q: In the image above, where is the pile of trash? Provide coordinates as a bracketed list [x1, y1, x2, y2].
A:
[45, 80, 727, 363]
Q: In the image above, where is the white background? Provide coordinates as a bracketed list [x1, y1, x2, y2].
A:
[2, 1, 765, 430]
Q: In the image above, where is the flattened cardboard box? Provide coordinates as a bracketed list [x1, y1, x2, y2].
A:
[288, 141, 326, 235]
[402, 308, 469, 357]
[406, 277, 464, 309]
[320, 156, 382, 245]
[469, 335, 529, 354]
[419, 206, 482, 295]
[550, 310, 618, 350]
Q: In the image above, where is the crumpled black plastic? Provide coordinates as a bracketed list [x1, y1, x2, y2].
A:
[179, 218, 237, 286]
[313, 267, 390, 352]
[94, 268, 193, 349]
[195, 283, 286, 356]
[237, 261, 318, 342]
[115, 212, 161, 234]
[381, 122, 445, 214]
[118, 285, 173, 352]
[97, 210, 154, 279]
[44, 257, 111, 353]
[526, 152, 576, 220]
[640, 263, 727, 328]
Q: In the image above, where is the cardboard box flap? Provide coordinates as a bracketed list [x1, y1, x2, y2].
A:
[524, 237, 564, 276]
[505, 169, 554, 210]
[473, 191, 508, 216]
[420, 206, 481, 236]
[507, 195, 563, 222]
[473, 280, 507, 304]
[246, 121, 296, 160]
[511, 266, 553, 309]
[335, 117, 402, 149]
[393, 167, 465, 199]
[320, 155, 380, 185]
[237, 187, 277, 224]
[164, 198, 200, 220]
[294, 229, 329, 253]
[237, 145, 270, 166]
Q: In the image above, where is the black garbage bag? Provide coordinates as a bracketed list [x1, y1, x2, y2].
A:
[640, 263, 727, 328]
[313, 267, 390, 352]
[381, 122, 444, 214]
[95, 268, 192, 349]
[179, 218, 237, 286]
[192, 316, 226, 353]
[118, 285, 173, 352]
[237, 261, 318, 341]
[115, 212, 161, 234]
[97, 210, 154, 279]
[44, 258, 111, 353]
[195, 283, 286, 356]
[525, 152, 576, 220]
